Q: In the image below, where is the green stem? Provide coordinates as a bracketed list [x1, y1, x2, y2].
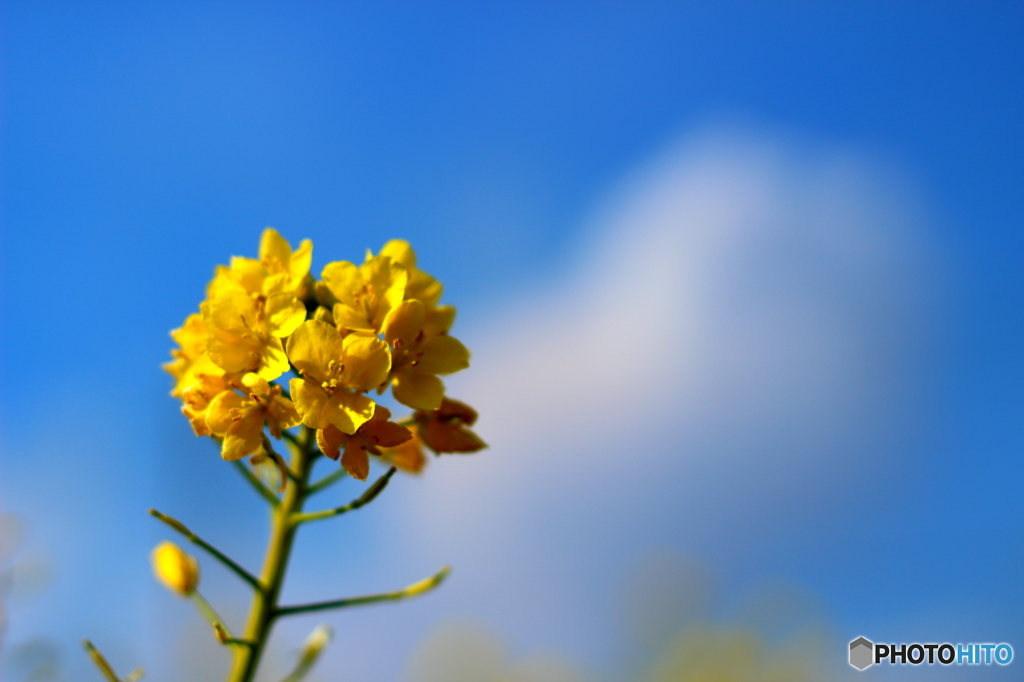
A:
[149, 509, 263, 593]
[275, 565, 451, 617]
[293, 467, 396, 524]
[232, 460, 281, 507]
[190, 591, 233, 634]
[226, 426, 316, 682]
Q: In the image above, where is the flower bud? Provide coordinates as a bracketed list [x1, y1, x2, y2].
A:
[151, 541, 200, 595]
[298, 624, 333, 668]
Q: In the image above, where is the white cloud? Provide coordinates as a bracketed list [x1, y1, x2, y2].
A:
[373, 127, 934, 675]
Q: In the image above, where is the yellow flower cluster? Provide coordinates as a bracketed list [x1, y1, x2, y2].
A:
[165, 229, 485, 480]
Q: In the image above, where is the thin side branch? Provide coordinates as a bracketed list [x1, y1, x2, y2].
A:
[83, 639, 139, 682]
[291, 467, 397, 524]
[274, 565, 451, 618]
[149, 508, 264, 593]
[232, 460, 281, 507]
[305, 467, 348, 496]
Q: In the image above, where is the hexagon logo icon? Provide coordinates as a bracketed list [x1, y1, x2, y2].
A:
[849, 637, 874, 670]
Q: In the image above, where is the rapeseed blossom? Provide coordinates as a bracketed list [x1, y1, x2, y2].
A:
[165, 229, 485, 479]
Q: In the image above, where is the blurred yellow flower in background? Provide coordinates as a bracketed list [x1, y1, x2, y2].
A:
[151, 541, 200, 596]
[414, 398, 487, 454]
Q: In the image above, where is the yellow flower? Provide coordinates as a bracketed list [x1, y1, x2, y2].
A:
[413, 398, 487, 454]
[205, 373, 301, 460]
[201, 289, 305, 381]
[180, 373, 234, 436]
[152, 541, 200, 595]
[321, 254, 407, 334]
[207, 228, 313, 300]
[382, 299, 469, 410]
[315, 406, 412, 480]
[164, 313, 228, 397]
[376, 239, 443, 307]
[286, 320, 391, 435]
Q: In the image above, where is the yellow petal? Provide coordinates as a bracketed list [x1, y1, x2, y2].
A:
[392, 370, 444, 411]
[423, 305, 456, 336]
[323, 391, 376, 435]
[172, 352, 225, 397]
[257, 337, 290, 381]
[312, 306, 335, 325]
[268, 396, 301, 433]
[222, 408, 265, 460]
[207, 334, 261, 374]
[407, 270, 443, 307]
[290, 239, 313, 286]
[262, 271, 292, 296]
[229, 257, 265, 295]
[241, 372, 271, 397]
[341, 439, 370, 481]
[205, 391, 246, 436]
[341, 334, 391, 392]
[434, 398, 479, 425]
[290, 378, 331, 429]
[315, 425, 346, 460]
[206, 264, 248, 300]
[170, 313, 208, 361]
[378, 239, 416, 270]
[377, 240, 442, 306]
[320, 261, 361, 308]
[422, 419, 487, 454]
[182, 406, 212, 436]
[314, 280, 338, 308]
[362, 418, 412, 448]
[379, 430, 426, 473]
[204, 290, 258, 336]
[260, 228, 292, 268]
[285, 320, 342, 381]
[418, 335, 470, 375]
[362, 255, 407, 319]
[265, 293, 306, 338]
[332, 302, 376, 333]
[382, 299, 426, 346]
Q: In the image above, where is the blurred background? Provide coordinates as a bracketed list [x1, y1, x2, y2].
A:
[1, 2, 1022, 681]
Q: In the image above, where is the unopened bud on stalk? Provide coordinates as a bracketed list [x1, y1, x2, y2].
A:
[298, 624, 333, 668]
[151, 541, 200, 595]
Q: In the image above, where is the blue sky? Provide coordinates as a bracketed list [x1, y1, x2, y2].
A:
[1, 3, 1023, 681]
